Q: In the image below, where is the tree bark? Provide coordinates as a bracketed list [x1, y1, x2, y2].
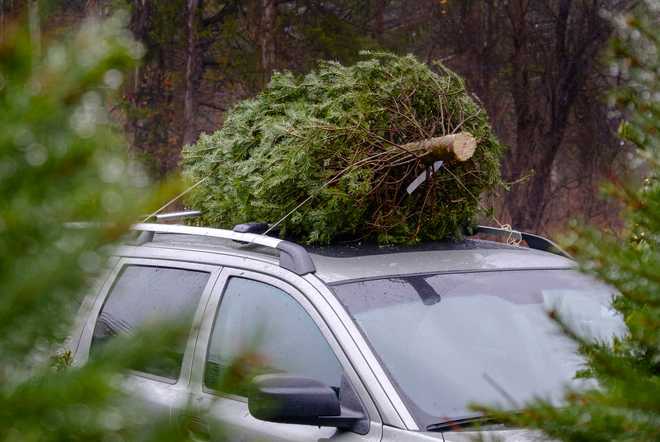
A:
[129, 0, 150, 96]
[183, 0, 201, 146]
[85, 0, 100, 16]
[1, 1, 6, 41]
[401, 132, 477, 163]
[27, 0, 40, 58]
[501, 0, 618, 232]
[372, 0, 385, 42]
[260, 0, 276, 84]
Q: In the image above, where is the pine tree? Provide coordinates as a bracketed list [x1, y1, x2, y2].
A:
[0, 12, 198, 441]
[182, 52, 503, 245]
[474, 3, 659, 441]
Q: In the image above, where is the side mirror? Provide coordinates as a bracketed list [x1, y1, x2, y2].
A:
[248, 374, 364, 430]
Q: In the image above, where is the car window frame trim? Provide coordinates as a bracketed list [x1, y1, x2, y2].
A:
[190, 265, 379, 434]
[326, 266, 575, 287]
[75, 257, 222, 387]
[304, 273, 418, 430]
[105, 246, 392, 430]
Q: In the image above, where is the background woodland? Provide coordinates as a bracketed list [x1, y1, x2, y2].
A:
[1, 0, 641, 233]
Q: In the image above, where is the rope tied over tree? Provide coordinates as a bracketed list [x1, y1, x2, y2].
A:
[182, 52, 504, 245]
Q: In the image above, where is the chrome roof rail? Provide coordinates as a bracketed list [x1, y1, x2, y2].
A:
[66, 211, 203, 228]
[473, 225, 572, 259]
[131, 223, 316, 275]
[151, 210, 202, 222]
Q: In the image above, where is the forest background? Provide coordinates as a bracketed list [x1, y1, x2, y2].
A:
[0, 2, 657, 442]
[1, 0, 642, 235]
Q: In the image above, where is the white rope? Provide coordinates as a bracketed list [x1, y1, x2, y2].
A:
[262, 150, 393, 235]
[263, 174, 341, 235]
[142, 176, 208, 223]
[439, 164, 517, 243]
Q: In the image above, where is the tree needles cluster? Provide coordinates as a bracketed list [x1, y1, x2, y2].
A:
[182, 52, 503, 244]
[0, 14, 202, 442]
[473, 3, 660, 441]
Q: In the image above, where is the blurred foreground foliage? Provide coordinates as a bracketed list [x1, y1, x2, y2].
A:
[0, 12, 199, 442]
[474, 2, 659, 441]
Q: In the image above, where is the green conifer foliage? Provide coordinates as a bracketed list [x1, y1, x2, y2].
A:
[0, 14, 198, 441]
[474, 3, 659, 441]
[182, 52, 503, 244]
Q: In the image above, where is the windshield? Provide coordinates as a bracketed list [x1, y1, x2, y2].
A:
[331, 269, 625, 429]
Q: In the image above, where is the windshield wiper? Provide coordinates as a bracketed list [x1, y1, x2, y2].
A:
[426, 415, 507, 432]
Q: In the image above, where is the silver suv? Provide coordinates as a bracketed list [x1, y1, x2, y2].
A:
[68, 219, 622, 441]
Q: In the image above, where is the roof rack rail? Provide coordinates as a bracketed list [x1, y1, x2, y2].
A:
[143, 210, 202, 222]
[472, 225, 572, 259]
[131, 223, 316, 275]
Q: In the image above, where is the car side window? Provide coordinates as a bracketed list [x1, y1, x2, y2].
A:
[205, 277, 343, 397]
[91, 265, 210, 380]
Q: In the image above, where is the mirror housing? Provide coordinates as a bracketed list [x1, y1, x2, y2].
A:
[248, 374, 364, 430]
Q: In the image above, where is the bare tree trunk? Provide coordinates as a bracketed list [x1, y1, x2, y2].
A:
[28, 0, 40, 58]
[1, 1, 5, 42]
[85, 0, 100, 16]
[183, 0, 201, 146]
[260, 0, 276, 84]
[129, 0, 150, 96]
[372, 0, 385, 42]
[500, 0, 619, 232]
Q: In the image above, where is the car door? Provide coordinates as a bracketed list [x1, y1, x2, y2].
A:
[190, 267, 383, 442]
[75, 258, 221, 420]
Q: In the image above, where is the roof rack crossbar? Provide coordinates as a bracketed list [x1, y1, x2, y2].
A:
[131, 223, 316, 275]
[473, 225, 572, 259]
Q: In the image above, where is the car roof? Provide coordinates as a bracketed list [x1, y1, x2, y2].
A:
[306, 240, 574, 283]
[139, 233, 574, 284]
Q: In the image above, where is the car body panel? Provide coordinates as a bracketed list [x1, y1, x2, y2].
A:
[73, 257, 221, 371]
[303, 273, 417, 430]
[309, 247, 573, 284]
[71, 246, 391, 440]
[383, 425, 550, 441]
[103, 242, 415, 429]
[442, 429, 550, 442]
[187, 266, 383, 441]
[69, 232, 576, 441]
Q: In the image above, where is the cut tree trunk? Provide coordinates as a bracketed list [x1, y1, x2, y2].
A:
[400, 132, 477, 163]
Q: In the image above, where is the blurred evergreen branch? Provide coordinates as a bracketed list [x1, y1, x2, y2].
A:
[472, 2, 660, 441]
[0, 11, 202, 442]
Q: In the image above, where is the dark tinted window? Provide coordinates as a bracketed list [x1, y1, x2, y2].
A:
[205, 277, 343, 396]
[92, 265, 209, 379]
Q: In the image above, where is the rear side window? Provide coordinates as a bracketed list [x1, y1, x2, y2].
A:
[91, 265, 209, 380]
